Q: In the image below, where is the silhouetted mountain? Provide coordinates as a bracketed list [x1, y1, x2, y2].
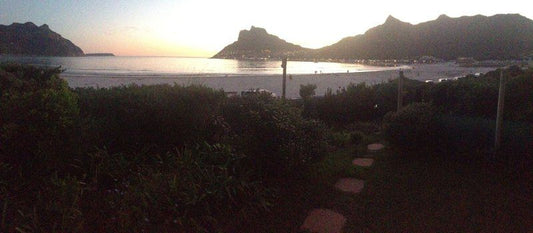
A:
[215, 14, 533, 61]
[0, 22, 84, 56]
[212, 26, 311, 59]
[318, 14, 533, 60]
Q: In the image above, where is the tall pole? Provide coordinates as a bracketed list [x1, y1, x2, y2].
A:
[397, 70, 404, 112]
[495, 69, 506, 151]
[281, 57, 287, 100]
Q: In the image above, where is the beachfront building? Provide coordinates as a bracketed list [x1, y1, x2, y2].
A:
[456, 57, 477, 66]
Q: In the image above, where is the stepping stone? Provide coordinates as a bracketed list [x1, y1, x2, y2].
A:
[301, 209, 346, 233]
[352, 158, 374, 167]
[367, 143, 385, 152]
[334, 178, 365, 194]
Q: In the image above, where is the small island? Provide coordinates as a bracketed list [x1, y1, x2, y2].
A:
[85, 53, 115, 57]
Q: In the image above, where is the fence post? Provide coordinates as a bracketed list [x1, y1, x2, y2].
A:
[494, 69, 506, 151]
[281, 57, 287, 100]
[397, 70, 404, 112]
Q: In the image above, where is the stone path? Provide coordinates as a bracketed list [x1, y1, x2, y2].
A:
[300, 209, 346, 233]
[367, 143, 385, 152]
[352, 158, 374, 167]
[334, 178, 365, 193]
[300, 142, 385, 233]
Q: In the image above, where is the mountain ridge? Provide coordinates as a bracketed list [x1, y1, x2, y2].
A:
[212, 26, 311, 59]
[0, 22, 84, 56]
[214, 14, 533, 61]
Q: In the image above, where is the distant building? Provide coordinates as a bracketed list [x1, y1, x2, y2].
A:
[418, 56, 443, 64]
[456, 57, 477, 66]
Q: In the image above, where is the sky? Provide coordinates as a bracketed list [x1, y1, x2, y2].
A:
[1, 0, 532, 57]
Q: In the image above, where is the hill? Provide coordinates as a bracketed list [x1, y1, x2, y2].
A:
[319, 14, 533, 60]
[0, 22, 84, 56]
[212, 26, 311, 59]
[215, 14, 533, 61]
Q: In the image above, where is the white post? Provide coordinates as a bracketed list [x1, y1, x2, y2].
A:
[281, 57, 287, 100]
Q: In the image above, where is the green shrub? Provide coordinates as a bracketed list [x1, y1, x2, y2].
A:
[81, 143, 270, 232]
[0, 64, 79, 172]
[303, 79, 429, 127]
[350, 130, 365, 145]
[222, 94, 327, 178]
[299, 83, 317, 99]
[383, 103, 437, 150]
[327, 131, 352, 147]
[75, 84, 226, 153]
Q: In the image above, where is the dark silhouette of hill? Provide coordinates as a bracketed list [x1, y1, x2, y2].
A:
[212, 26, 311, 59]
[215, 14, 533, 61]
[0, 22, 84, 56]
[319, 14, 533, 60]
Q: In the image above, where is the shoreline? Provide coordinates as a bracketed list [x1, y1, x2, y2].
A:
[63, 63, 495, 99]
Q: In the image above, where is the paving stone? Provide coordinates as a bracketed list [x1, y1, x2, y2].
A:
[367, 143, 385, 152]
[334, 178, 365, 194]
[352, 158, 374, 167]
[301, 209, 346, 233]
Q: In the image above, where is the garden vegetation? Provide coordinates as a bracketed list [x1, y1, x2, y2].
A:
[1, 64, 531, 232]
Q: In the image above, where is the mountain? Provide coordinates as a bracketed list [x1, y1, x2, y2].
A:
[215, 14, 533, 61]
[212, 26, 311, 59]
[0, 22, 84, 56]
[319, 14, 533, 60]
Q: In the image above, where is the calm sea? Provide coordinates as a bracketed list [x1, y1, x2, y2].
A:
[0, 56, 394, 76]
[0, 56, 492, 98]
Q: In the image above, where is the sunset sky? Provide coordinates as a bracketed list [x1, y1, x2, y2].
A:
[1, 0, 532, 57]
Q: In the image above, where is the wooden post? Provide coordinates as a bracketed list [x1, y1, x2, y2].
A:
[281, 57, 287, 100]
[494, 69, 506, 151]
[397, 70, 404, 112]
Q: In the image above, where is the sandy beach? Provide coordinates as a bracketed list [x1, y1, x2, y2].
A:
[63, 63, 495, 99]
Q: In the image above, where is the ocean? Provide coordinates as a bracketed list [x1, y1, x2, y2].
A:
[0, 56, 493, 98]
[0, 56, 395, 77]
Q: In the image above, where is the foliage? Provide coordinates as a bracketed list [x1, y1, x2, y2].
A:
[222, 94, 327, 178]
[326, 131, 352, 147]
[75, 84, 226, 153]
[304, 67, 533, 128]
[0, 65, 331, 232]
[383, 103, 438, 150]
[303, 79, 427, 126]
[0, 64, 79, 172]
[81, 143, 270, 232]
[299, 83, 317, 99]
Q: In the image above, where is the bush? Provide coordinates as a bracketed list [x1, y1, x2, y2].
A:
[75, 84, 226, 153]
[327, 131, 352, 148]
[303, 79, 429, 127]
[383, 103, 437, 150]
[350, 130, 365, 145]
[222, 94, 327, 178]
[299, 83, 317, 99]
[0, 64, 79, 172]
[78, 143, 270, 232]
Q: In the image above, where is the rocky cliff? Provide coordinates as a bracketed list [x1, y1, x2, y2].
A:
[0, 22, 84, 56]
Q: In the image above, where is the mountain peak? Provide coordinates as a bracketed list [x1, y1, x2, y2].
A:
[0, 22, 84, 56]
[437, 14, 451, 20]
[250, 26, 267, 33]
[23, 22, 37, 27]
[238, 26, 269, 41]
[213, 26, 309, 59]
[39, 24, 50, 30]
[384, 15, 403, 24]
